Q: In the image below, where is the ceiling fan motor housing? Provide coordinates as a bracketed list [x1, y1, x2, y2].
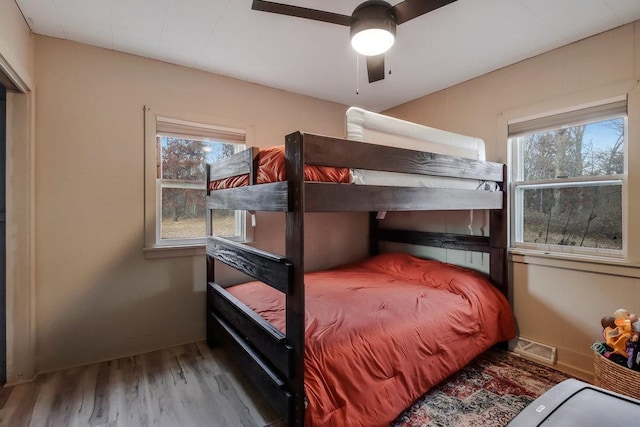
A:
[350, 0, 398, 54]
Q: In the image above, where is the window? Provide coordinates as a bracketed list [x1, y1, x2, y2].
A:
[509, 100, 627, 256]
[144, 108, 249, 252]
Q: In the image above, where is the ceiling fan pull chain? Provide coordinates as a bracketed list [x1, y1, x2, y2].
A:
[356, 54, 360, 95]
[387, 49, 392, 76]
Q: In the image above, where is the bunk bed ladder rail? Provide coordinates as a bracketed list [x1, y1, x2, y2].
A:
[205, 132, 308, 426]
[206, 144, 302, 424]
[206, 236, 297, 421]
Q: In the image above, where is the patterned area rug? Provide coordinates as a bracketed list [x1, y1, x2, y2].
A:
[391, 349, 572, 427]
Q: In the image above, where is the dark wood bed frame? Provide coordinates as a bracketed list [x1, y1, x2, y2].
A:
[205, 131, 507, 426]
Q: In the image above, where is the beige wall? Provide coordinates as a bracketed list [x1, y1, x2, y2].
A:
[34, 36, 367, 373]
[386, 22, 640, 378]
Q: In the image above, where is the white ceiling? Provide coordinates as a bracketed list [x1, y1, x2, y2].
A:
[14, 0, 640, 112]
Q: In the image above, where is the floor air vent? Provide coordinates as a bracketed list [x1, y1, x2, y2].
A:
[510, 337, 557, 365]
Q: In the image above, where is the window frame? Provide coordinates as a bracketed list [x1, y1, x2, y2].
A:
[155, 134, 246, 247]
[508, 99, 628, 258]
[144, 106, 254, 257]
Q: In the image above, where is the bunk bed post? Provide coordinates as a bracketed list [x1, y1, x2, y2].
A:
[369, 211, 380, 257]
[205, 163, 217, 347]
[249, 147, 259, 185]
[206, 163, 212, 236]
[285, 131, 305, 427]
[489, 165, 508, 297]
[205, 256, 218, 348]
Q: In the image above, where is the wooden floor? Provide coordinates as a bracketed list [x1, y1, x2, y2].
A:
[0, 341, 280, 427]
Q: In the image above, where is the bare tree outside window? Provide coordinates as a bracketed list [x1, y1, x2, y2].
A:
[160, 137, 240, 240]
[512, 115, 625, 252]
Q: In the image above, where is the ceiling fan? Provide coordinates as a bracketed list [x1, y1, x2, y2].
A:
[251, 0, 458, 83]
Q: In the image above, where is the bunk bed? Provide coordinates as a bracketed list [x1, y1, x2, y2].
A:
[205, 108, 516, 426]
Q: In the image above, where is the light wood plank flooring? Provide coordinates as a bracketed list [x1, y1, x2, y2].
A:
[0, 341, 281, 427]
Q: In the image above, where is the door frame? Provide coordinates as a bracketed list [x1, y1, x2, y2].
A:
[1, 84, 7, 384]
[0, 52, 36, 384]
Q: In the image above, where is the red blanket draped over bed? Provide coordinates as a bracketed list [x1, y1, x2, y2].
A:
[209, 145, 350, 190]
[226, 253, 516, 426]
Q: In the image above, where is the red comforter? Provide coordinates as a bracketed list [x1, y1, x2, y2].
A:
[209, 145, 350, 190]
[227, 253, 516, 426]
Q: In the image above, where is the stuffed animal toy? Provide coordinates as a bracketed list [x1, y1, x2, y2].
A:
[602, 309, 640, 361]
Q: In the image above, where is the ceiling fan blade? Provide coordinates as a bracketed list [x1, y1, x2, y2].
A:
[392, 0, 458, 24]
[366, 54, 385, 83]
[251, 0, 351, 26]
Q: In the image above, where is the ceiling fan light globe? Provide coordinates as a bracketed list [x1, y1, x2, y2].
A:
[350, 1, 396, 56]
[351, 28, 395, 56]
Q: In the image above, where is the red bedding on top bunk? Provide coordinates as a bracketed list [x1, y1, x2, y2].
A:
[209, 145, 350, 190]
[226, 253, 516, 427]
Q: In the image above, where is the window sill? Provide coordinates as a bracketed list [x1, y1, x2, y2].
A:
[509, 248, 640, 278]
[144, 244, 205, 259]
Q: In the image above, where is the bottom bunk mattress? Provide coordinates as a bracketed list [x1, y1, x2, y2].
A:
[226, 253, 516, 426]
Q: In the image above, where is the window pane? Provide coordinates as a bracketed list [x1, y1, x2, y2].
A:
[161, 189, 240, 239]
[161, 137, 204, 181]
[212, 210, 240, 238]
[521, 117, 624, 180]
[159, 136, 243, 241]
[161, 188, 206, 239]
[520, 183, 621, 249]
[161, 137, 239, 181]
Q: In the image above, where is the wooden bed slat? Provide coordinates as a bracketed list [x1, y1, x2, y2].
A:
[379, 229, 491, 253]
[207, 236, 292, 293]
[207, 147, 259, 182]
[208, 182, 503, 212]
[209, 182, 502, 212]
[206, 182, 289, 211]
[207, 310, 292, 417]
[208, 282, 293, 378]
[304, 183, 503, 211]
[300, 132, 505, 182]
